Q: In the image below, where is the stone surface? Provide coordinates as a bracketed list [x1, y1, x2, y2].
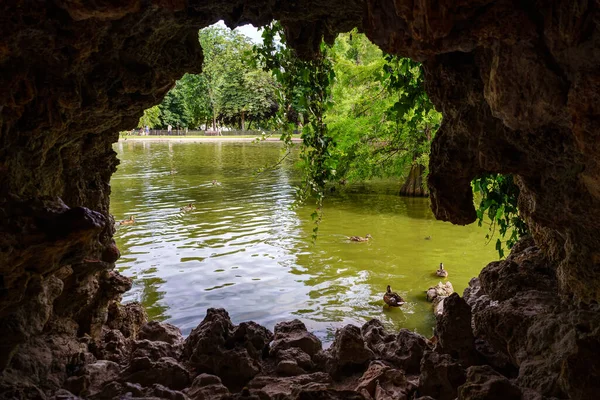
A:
[121, 356, 190, 390]
[436, 293, 479, 366]
[426, 282, 454, 302]
[361, 319, 430, 374]
[138, 321, 184, 345]
[418, 351, 466, 400]
[326, 325, 375, 378]
[185, 374, 230, 400]
[182, 308, 273, 389]
[270, 319, 322, 358]
[2, 1, 600, 398]
[248, 372, 332, 399]
[355, 360, 415, 400]
[458, 365, 522, 400]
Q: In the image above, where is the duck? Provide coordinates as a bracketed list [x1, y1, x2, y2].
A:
[436, 262, 448, 278]
[119, 215, 135, 225]
[212, 179, 222, 186]
[383, 285, 406, 307]
[180, 203, 195, 212]
[348, 234, 372, 242]
[424, 236, 432, 240]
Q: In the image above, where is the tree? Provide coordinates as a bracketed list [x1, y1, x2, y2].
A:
[326, 31, 442, 196]
[137, 105, 161, 128]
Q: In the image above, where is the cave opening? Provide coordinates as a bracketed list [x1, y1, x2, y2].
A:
[1, 2, 600, 399]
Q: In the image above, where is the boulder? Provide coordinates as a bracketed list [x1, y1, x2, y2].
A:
[270, 320, 322, 358]
[355, 360, 416, 400]
[182, 308, 273, 389]
[120, 356, 190, 390]
[361, 320, 430, 373]
[106, 301, 147, 339]
[326, 325, 375, 378]
[131, 338, 182, 361]
[458, 365, 522, 400]
[426, 282, 454, 302]
[138, 321, 184, 345]
[63, 360, 120, 397]
[436, 293, 479, 366]
[418, 351, 466, 400]
[248, 372, 332, 399]
[185, 374, 230, 400]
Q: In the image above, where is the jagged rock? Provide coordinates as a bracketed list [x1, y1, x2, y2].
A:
[182, 309, 273, 389]
[185, 374, 230, 400]
[50, 389, 82, 399]
[131, 339, 182, 361]
[92, 328, 131, 365]
[355, 361, 415, 400]
[146, 384, 189, 400]
[248, 372, 332, 399]
[361, 320, 430, 373]
[138, 321, 184, 345]
[458, 365, 522, 400]
[270, 320, 322, 358]
[418, 351, 466, 400]
[106, 301, 148, 339]
[89, 381, 145, 399]
[326, 325, 375, 378]
[275, 348, 314, 371]
[426, 282, 454, 302]
[64, 360, 120, 397]
[121, 356, 190, 390]
[296, 389, 367, 400]
[2, 1, 600, 398]
[436, 293, 478, 366]
[276, 359, 307, 376]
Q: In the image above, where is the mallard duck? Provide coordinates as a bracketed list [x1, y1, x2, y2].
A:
[212, 179, 222, 186]
[349, 234, 372, 242]
[119, 215, 135, 225]
[383, 285, 406, 307]
[424, 236, 432, 240]
[436, 262, 448, 277]
[180, 203, 195, 212]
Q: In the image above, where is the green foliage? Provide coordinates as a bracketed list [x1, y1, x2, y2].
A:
[254, 22, 336, 239]
[325, 31, 441, 189]
[472, 174, 529, 258]
[138, 105, 161, 128]
[137, 25, 278, 130]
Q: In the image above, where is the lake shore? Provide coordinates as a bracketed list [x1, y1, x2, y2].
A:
[118, 135, 302, 143]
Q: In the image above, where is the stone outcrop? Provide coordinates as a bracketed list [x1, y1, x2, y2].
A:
[2, 1, 600, 399]
[182, 308, 273, 389]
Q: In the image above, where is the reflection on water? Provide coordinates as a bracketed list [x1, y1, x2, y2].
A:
[111, 141, 497, 342]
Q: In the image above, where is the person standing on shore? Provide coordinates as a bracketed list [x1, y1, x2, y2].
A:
[168, 124, 172, 135]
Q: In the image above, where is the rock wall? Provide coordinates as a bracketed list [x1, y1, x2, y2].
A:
[1, 1, 600, 399]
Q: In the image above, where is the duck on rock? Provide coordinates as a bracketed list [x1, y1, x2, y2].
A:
[383, 285, 405, 307]
[436, 262, 448, 278]
[348, 234, 372, 242]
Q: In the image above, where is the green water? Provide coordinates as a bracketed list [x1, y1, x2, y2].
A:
[111, 140, 497, 343]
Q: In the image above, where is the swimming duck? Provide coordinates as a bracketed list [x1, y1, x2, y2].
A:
[212, 179, 222, 186]
[119, 215, 135, 225]
[436, 262, 448, 278]
[383, 285, 405, 307]
[180, 203, 195, 212]
[424, 236, 432, 240]
[349, 234, 372, 242]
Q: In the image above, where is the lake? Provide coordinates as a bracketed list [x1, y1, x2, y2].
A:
[111, 140, 497, 343]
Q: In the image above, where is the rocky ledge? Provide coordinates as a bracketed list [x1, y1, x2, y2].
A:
[2, 237, 599, 400]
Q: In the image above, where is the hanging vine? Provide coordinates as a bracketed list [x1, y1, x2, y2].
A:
[254, 22, 335, 239]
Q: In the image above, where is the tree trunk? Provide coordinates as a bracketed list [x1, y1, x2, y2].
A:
[399, 164, 428, 197]
[241, 111, 245, 131]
